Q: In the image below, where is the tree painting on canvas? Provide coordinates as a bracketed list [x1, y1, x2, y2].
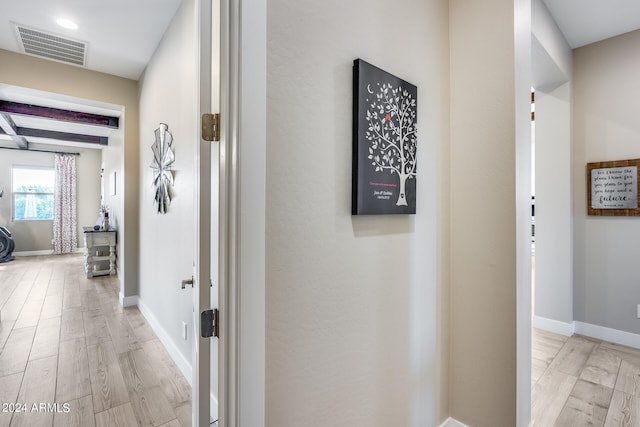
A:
[352, 59, 417, 214]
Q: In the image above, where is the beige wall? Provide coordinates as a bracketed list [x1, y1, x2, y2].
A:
[0, 144, 101, 252]
[266, 0, 450, 425]
[449, 0, 526, 425]
[0, 48, 139, 297]
[573, 30, 640, 334]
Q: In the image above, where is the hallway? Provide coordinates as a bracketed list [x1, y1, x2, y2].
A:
[0, 254, 191, 427]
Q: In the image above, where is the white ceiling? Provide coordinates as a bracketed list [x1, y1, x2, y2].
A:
[542, 0, 640, 48]
[1, 0, 638, 80]
[0, 0, 182, 80]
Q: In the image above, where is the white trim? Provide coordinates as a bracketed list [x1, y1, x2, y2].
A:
[532, 315, 575, 336]
[137, 298, 193, 383]
[439, 417, 470, 427]
[14, 248, 83, 256]
[119, 293, 138, 308]
[574, 321, 640, 349]
[210, 392, 218, 422]
[533, 316, 640, 349]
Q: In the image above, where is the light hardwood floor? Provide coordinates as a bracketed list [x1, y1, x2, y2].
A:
[0, 254, 191, 427]
[532, 328, 640, 426]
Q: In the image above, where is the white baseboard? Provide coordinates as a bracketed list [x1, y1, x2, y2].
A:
[532, 315, 574, 336]
[14, 248, 84, 256]
[534, 316, 640, 349]
[13, 250, 53, 256]
[439, 417, 469, 427]
[119, 293, 139, 308]
[137, 298, 193, 382]
[574, 321, 640, 349]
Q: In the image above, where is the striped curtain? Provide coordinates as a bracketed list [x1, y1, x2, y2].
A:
[53, 154, 78, 254]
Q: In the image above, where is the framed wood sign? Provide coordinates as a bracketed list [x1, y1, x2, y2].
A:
[352, 59, 417, 215]
[587, 159, 640, 216]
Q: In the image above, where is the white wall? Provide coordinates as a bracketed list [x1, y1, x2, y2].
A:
[137, 0, 196, 375]
[531, 0, 571, 86]
[0, 144, 101, 252]
[573, 30, 640, 334]
[534, 83, 573, 327]
[531, 0, 573, 330]
[265, 0, 449, 425]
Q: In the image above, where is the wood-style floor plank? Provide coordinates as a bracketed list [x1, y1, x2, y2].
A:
[13, 300, 44, 330]
[580, 346, 622, 389]
[60, 308, 85, 342]
[0, 327, 36, 377]
[141, 340, 191, 406]
[124, 307, 157, 343]
[83, 310, 111, 346]
[532, 328, 568, 364]
[87, 341, 130, 413]
[118, 349, 176, 426]
[95, 402, 139, 427]
[0, 320, 15, 352]
[0, 373, 24, 427]
[174, 402, 191, 427]
[46, 280, 64, 298]
[531, 357, 548, 386]
[56, 338, 92, 403]
[159, 420, 182, 427]
[547, 335, 599, 377]
[53, 395, 95, 427]
[62, 288, 82, 311]
[601, 341, 640, 366]
[104, 310, 143, 355]
[11, 355, 58, 427]
[604, 390, 640, 427]
[614, 359, 640, 398]
[29, 316, 61, 361]
[555, 379, 613, 427]
[1, 297, 28, 323]
[40, 294, 63, 320]
[531, 369, 577, 426]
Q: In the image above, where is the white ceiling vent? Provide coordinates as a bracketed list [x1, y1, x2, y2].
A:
[14, 24, 86, 67]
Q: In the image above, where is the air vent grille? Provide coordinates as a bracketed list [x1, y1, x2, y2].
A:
[16, 25, 86, 66]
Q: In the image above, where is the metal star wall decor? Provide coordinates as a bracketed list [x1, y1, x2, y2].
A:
[150, 123, 175, 214]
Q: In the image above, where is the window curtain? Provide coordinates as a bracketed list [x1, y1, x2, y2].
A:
[53, 154, 78, 254]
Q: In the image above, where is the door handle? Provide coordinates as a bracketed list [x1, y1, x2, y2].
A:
[181, 276, 194, 289]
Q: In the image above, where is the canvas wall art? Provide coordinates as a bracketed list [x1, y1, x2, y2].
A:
[352, 59, 417, 215]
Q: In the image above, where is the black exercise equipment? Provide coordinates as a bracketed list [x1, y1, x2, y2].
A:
[0, 226, 15, 263]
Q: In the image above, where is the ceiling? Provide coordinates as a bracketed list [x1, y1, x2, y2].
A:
[0, 0, 182, 80]
[542, 0, 640, 48]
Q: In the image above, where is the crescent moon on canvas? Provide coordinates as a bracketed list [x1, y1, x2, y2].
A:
[367, 84, 374, 94]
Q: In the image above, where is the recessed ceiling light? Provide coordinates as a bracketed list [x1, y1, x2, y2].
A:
[56, 18, 78, 30]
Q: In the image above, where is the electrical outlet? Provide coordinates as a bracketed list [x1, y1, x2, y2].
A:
[182, 321, 188, 340]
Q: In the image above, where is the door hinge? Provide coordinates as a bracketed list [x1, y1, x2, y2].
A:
[202, 113, 220, 142]
[201, 308, 219, 338]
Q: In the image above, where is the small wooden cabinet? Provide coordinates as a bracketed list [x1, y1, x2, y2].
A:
[83, 227, 116, 278]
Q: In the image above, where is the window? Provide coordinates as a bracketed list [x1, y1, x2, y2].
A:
[12, 167, 55, 221]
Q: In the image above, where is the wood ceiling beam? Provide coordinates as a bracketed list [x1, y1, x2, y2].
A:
[0, 113, 29, 149]
[16, 127, 108, 145]
[0, 100, 119, 129]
